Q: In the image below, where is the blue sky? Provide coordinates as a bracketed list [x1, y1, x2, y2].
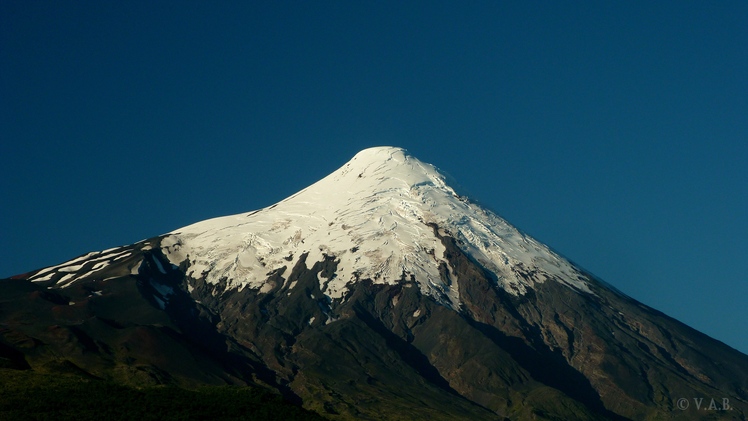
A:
[2, 2, 746, 354]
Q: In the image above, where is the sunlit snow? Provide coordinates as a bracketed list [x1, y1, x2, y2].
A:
[162, 146, 592, 308]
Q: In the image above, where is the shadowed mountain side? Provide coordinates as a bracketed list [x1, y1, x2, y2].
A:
[439, 227, 748, 420]
[0, 245, 261, 389]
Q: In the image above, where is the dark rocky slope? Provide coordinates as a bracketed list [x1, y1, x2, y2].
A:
[3, 229, 746, 420]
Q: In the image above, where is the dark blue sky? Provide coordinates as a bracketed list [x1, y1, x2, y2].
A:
[2, 2, 746, 354]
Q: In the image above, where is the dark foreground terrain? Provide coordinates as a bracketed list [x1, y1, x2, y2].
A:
[0, 368, 324, 421]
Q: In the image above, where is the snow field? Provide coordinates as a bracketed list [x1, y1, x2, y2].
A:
[164, 147, 592, 309]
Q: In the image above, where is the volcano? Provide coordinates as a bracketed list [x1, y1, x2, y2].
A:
[2, 147, 746, 420]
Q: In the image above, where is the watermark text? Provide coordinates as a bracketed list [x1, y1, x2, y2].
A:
[676, 397, 732, 411]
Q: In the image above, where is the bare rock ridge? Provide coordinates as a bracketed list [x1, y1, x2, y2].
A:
[3, 146, 748, 420]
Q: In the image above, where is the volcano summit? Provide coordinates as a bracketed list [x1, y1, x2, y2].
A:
[161, 146, 590, 304]
[3, 147, 747, 420]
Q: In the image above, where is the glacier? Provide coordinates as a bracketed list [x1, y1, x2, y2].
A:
[160, 146, 592, 308]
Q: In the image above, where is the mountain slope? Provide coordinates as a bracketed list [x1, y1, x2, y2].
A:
[3, 147, 747, 420]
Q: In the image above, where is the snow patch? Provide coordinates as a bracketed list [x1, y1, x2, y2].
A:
[130, 261, 142, 275]
[113, 252, 131, 261]
[57, 273, 78, 288]
[259, 282, 274, 293]
[91, 261, 110, 271]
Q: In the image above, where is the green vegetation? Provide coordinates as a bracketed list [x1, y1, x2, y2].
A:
[0, 369, 325, 421]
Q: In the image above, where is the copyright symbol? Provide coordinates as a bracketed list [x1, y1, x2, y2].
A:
[676, 398, 689, 410]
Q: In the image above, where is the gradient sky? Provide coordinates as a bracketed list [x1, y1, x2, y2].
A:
[2, 2, 746, 354]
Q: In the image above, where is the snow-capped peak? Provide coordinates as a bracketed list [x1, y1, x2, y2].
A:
[160, 146, 591, 307]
